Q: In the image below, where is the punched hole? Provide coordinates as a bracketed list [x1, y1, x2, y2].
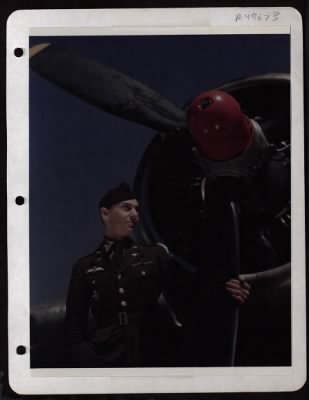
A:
[16, 345, 26, 355]
[14, 48, 24, 57]
[15, 196, 25, 205]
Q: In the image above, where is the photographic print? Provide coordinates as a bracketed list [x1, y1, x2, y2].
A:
[7, 7, 306, 394]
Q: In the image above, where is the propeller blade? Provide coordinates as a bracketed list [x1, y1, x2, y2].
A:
[30, 44, 187, 133]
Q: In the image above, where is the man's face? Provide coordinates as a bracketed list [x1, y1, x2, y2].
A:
[101, 199, 139, 240]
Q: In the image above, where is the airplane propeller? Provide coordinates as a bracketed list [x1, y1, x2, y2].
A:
[30, 44, 289, 166]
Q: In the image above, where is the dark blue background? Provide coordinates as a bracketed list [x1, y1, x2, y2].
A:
[29, 34, 289, 305]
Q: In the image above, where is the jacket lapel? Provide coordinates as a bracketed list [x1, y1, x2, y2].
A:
[117, 243, 144, 273]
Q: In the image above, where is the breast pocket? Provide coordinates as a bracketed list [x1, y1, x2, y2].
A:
[130, 261, 157, 280]
[130, 262, 161, 297]
[85, 267, 112, 298]
[130, 262, 162, 306]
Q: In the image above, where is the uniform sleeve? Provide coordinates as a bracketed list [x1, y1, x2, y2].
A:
[65, 262, 90, 349]
[155, 243, 196, 324]
[239, 262, 291, 306]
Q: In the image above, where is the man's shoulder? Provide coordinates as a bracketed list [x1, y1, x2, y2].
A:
[72, 246, 103, 271]
[135, 241, 170, 259]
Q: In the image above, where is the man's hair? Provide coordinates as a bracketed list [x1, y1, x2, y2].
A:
[98, 182, 136, 209]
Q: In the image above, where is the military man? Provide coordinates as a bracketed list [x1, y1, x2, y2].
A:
[65, 183, 170, 367]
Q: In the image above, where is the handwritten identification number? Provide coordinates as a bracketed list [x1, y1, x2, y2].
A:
[235, 11, 280, 23]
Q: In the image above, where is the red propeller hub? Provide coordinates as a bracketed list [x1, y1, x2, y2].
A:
[188, 90, 253, 161]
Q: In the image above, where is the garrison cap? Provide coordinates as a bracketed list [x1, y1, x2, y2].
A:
[99, 183, 136, 209]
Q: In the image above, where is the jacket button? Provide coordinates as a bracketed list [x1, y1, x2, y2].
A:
[91, 280, 96, 285]
[141, 270, 146, 276]
[119, 288, 125, 294]
[117, 274, 122, 280]
[121, 300, 127, 307]
[92, 290, 99, 300]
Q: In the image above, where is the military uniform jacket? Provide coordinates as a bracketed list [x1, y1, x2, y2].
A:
[65, 238, 169, 367]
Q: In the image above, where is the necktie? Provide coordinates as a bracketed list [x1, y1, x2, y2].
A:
[110, 241, 123, 268]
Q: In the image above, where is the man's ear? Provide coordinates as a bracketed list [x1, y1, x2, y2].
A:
[100, 207, 109, 223]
